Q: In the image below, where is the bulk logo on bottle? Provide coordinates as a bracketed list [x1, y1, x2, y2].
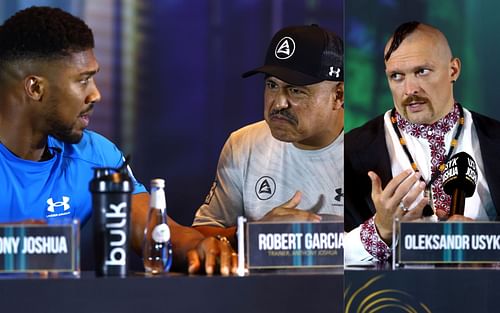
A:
[104, 201, 128, 266]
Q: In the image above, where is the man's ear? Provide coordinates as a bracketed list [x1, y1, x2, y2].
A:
[332, 82, 344, 110]
[450, 57, 461, 83]
[24, 76, 44, 101]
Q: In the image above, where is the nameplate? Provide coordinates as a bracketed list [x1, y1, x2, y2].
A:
[397, 221, 500, 264]
[0, 222, 79, 273]
[246, 221, 343, 269]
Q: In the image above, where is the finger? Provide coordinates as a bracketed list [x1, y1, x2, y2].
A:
[281, 191, 302, 209]
[381, 169, 414, 198]
[204, 239, 219, 276]
[400, 180, 426, 208]
[230, 252, 238, 275]
[187, 249, 201, 275]
[401, 197, 428, 221]
[306, 212, 322, 222]
[392, 171, 421, 202]
[368, 171, 383, 197]
[218, 241, 232, 276]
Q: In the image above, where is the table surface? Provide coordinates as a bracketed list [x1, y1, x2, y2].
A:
[0, 271, 343, 313]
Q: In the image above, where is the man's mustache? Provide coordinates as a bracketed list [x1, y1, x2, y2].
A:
[269, 109, 298, 125]
[402, 95, 429, 106]
[80, 103, 94, 115]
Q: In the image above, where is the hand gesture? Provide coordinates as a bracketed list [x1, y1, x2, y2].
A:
[369, 169, 428, 243]
[259, 191, 321, 222]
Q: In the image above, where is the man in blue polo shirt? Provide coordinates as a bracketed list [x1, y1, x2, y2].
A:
[0, 6, 233, 275]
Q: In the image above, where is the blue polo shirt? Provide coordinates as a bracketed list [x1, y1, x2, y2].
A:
[0, 130, 146, 225]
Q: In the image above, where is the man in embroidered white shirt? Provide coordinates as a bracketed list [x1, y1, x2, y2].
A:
[344, 21, 500, 264]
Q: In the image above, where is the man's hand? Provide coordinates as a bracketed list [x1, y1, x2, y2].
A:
[369, 169, 428, 243]
[447, 214, 474, 222]
[259, 191, 321, 222]
[186, 236, 237, 276]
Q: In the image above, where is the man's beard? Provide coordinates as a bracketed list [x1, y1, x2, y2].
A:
[401, 95, 435, 124]
[45, 98, 85, 144]
[48, 118, 83, 144]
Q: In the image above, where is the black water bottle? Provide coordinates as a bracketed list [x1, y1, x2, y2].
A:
[90, 164, 134, 277]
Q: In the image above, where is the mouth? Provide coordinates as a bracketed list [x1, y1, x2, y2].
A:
[78, 106, 93, 128]
[269, 110, 298, 126]
[403, 97, 428, 113]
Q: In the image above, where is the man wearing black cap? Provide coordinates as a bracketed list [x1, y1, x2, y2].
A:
[192, 25, 344, 241]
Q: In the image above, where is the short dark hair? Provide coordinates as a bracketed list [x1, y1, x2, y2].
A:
[0, 6, 94, 63]
[384, 21, 420, 61]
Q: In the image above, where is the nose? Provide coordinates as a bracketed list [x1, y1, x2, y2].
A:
[404, 77, 419, 96]
[86, 81, 101, 105]
[272, 89, 290, 110]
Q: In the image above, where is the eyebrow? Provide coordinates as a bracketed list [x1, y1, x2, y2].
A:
[386, 63, 434, 74]
[79, 67, 100, 76]
[266, 77, 310, 90]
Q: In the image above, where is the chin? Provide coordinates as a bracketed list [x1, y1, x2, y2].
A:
[52, 131, 84, 144]
[405, 112, 435, 125]
[269, 129, 296, 143]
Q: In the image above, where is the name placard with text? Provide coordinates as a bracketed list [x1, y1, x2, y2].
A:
[246, 221, 343, 269]
[396, 221, 500, 265]
[0, 222, 79, 274]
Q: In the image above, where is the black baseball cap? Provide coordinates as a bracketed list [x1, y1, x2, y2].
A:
[242, 24, 343, 86]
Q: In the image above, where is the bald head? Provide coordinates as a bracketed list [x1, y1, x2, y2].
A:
[384, 22, 452, 63]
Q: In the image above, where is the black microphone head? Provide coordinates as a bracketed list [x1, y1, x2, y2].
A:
[442, 152, 477, 197]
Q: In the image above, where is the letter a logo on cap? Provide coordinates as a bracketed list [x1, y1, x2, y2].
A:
[275, 37, 295, 60]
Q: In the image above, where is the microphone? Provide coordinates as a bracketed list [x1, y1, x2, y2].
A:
[442, 152, 478, 216]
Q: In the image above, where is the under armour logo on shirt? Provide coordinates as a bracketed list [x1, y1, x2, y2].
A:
[47, 196, 71, 213]
[334, 188, 344, 202]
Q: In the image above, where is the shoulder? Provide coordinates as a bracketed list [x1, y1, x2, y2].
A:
[470, 110, 500, 136]
[229, 120, 271, 141]
[50, 130, 123, 167]
[345, 114, 385, 153]
[225, 121, 274, 150]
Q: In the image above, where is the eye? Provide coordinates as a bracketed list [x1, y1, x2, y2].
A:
[390, 73, 403, 82]
[80, 76, 92, 85]
[288, 87, 306, 95]
[416, 68, 430, 76]
[265, 80, 278, 89]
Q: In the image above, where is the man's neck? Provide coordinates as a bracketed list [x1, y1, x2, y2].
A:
[0, 122, 48, 162]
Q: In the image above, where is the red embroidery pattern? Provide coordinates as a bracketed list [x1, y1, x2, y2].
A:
[395, 104, 460, 215]
[360, 217, 391, 261]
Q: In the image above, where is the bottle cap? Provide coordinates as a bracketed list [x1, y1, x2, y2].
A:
[151, 178, 165, 188]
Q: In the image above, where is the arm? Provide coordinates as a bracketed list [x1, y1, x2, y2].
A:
[344, 169, 428, 264]
[194, 226, 237, 244]
[194, 191, 321, 248]
[130, 192, 236, 275]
